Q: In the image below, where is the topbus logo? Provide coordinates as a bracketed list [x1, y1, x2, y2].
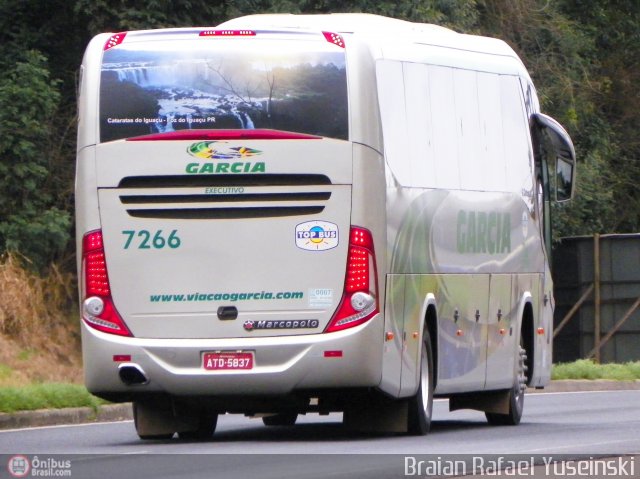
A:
[295, 221, 339, 251]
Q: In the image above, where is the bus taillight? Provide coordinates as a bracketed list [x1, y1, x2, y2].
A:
[322, 31, 345, 48]
[104, 32, 127, 51]
[82, 230, 132, 337]
[326, 227, 378, 332]
[199, 29, 256, 37]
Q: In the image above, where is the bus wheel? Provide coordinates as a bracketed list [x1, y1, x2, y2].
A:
[137, 433, 174, 440]
[262, 412, 298, 426]
[177, 412, 218, 440]
[133, 401, 175, 440]
[407, 327, 434, 435]
[486, 344, 527, 426]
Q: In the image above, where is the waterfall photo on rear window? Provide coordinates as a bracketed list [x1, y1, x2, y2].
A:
[99, 40, 347, 142]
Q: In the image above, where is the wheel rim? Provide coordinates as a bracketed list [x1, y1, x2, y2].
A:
[419, 342, 430, 412]
[514, 346, 527, 410]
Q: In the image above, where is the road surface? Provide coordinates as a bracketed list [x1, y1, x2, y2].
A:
[1, 390, 638, 478]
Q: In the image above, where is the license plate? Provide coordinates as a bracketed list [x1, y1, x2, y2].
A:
[203, 352, 254, 371]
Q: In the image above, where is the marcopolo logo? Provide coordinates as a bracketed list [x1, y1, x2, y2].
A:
[244, 319, 320, 331]
[186, 141, 265, 174]
[295, 221, 339, 251]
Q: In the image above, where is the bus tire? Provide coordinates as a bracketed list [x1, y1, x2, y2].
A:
[177, 412, 218, 440]
[262, 413, 298, 427]
[485, 344, 527, 426]
[407, 327, 434, 435]
[133, 401, 174, 440]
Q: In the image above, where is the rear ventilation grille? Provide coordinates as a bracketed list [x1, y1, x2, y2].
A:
[127, 206, 325, 220]
[117, 174, 333, 220]
[120, 192, 331, 204]
[118, 174, 331, 188]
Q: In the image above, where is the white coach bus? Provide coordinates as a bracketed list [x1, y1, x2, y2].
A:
[76, 13, 575, 439]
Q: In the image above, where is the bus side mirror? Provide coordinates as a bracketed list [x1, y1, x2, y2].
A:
[555, 156, 574, 202]
[532, 113, 576, 202]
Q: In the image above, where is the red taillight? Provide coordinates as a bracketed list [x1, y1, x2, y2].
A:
[326, 227, 378, 333]
[82, 230, 132, 337]
[199, 29, 256, 37]
[322, 31, 345, 48]
[104, 32, 127, 51]
[346, 245, 370, 293]
[85, 250, 109, 296]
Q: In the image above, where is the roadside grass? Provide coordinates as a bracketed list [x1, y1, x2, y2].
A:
[0, 253, 83, 388]
[552, 359, 640, 381]
[0, 254, 99, 414]
[0, 383, 107, 414]
[0, 253, 77, 348]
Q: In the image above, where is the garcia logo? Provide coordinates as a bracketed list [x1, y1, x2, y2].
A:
[295, 221, 339, 251]
[188, 141, 262, 159]
[186, 141, 265, 174]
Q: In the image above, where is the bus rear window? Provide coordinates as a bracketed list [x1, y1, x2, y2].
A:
[99, 38, 348, 142]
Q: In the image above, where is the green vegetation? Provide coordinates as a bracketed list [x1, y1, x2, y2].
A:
[0, 365, 12, 381]
[0, 383, 106, 414]
[552, 360, 640, 381]
[0, 253, 78, 363]
[0, 0, 639, 272]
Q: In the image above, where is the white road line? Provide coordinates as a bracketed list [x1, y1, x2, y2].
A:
[527, 389, 640, 396]
[0, 419, 134, 434]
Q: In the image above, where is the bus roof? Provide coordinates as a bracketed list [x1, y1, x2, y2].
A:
[218, 13, 520, 60]
[219, 13, 455, 35]
[97, 13, 521, 64]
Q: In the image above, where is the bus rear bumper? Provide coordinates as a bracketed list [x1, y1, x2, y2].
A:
[82, 314, 384, 399]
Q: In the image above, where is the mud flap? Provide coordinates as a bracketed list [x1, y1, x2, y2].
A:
[449, 390, 510, 415]
[133, 399, 199, 437]
[343, 395, 409, 433]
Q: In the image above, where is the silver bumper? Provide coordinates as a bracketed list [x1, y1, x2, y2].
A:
[82, 314, 384, 396]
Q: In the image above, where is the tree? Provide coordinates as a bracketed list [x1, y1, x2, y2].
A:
[0, 50, 71, 270]
[474, 0, 626, 240]
[557, 0, 640, 232]
[0, 0, 639, 269]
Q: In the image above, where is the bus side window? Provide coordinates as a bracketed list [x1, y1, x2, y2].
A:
[531, 113, 576, 202]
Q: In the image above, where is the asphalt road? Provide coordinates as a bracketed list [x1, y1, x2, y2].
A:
[1, 390, 639, 478]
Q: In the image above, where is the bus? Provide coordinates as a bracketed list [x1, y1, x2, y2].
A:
[76, 13, 575, 439]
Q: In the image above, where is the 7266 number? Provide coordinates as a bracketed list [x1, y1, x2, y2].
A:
[122, 229, 181, 249]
